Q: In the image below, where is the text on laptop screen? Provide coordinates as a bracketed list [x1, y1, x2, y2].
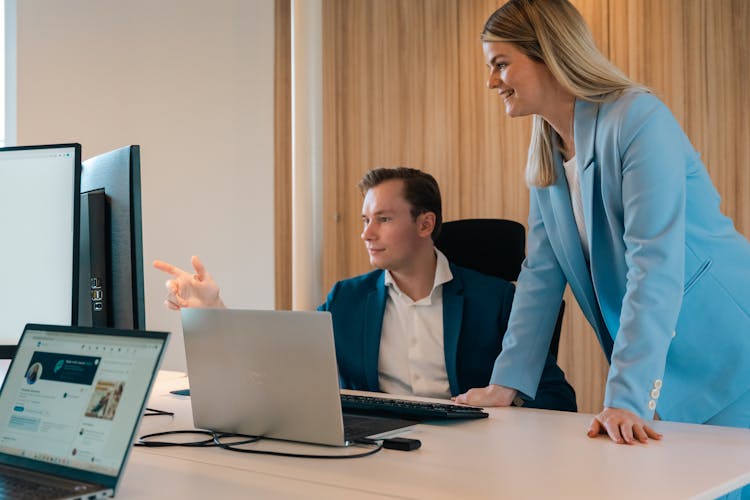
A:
[0, 329, 163, 476]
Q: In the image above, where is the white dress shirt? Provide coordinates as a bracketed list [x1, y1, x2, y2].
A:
[562, 155, 590, 259]
[377, 249, 453, 399]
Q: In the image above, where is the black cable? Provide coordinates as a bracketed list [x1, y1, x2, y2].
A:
[144, 407, 175, 417]
[211, 433, 383, 459]
[135, 429, 383, 458]
[135, 429, 259, 448]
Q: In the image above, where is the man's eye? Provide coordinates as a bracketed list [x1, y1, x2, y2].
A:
[379, 217, 391, 222]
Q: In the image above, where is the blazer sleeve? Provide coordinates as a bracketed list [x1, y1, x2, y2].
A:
[603, 95, 687, 418]
[318, 282, 347, 388]
[489, 188, 569, 399]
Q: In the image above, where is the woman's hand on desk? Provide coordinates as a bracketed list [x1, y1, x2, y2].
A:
[153, 256, 226, 310]
[453, 384, 517, 407]
[587, 407, 662, 444]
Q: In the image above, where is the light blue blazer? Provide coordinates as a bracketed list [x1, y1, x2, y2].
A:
[490, 90, 750, 423]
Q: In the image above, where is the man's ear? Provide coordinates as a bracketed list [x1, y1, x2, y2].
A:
[417, 212, 436, 239]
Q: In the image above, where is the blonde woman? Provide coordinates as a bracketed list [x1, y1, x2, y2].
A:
[456, 0, 750, 453]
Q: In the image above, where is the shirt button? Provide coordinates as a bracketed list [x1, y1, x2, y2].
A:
[650, 389, 660, 399]
[648, 400, 657, 411]
[654, 379, 663, 389]
[672, 331, 676, 338]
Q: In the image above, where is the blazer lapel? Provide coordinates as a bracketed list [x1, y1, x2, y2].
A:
[442, 266, 464, 396]
[574, 97, 599, 255]
[362, 276, 387, 391]
[546, 98, 613, 358]
[543, 153, 602, 339]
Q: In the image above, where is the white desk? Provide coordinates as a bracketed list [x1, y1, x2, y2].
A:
[118, 371, 750, 499]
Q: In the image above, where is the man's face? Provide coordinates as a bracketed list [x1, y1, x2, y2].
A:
[360, 179, 431, 271]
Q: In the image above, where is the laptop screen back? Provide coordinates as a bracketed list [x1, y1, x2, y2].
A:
[0, 325, 167, 487]
[182, 308, 349, 446]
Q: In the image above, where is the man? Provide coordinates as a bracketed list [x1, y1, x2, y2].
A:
[319, 167, 575, 410]
[154, 167, 576, 410]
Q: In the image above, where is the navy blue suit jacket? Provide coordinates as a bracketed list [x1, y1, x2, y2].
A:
[319, 263, 577, 412]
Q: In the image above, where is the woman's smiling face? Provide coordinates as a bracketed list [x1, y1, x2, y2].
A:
[483, 41, 557, 118]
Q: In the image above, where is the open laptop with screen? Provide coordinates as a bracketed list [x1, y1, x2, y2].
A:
[181, 308, 415, 447]
[0, 324, 168, 499]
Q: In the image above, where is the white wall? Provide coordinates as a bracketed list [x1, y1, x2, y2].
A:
[13, 0, 276, 370]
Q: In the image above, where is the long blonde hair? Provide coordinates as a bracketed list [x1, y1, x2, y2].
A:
[482, 0, 647, 187]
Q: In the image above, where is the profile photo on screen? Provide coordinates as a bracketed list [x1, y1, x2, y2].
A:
[25, 362, 43, 385]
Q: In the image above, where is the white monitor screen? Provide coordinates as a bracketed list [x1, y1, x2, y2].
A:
[0, 145, 79, 347]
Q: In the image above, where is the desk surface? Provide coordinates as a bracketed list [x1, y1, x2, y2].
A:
[117, 371, 750, 499]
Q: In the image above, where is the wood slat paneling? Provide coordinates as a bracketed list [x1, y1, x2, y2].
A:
[274, 0, 292, 310]
[322, 0, 462, 295]
[457, 0, 529, 223]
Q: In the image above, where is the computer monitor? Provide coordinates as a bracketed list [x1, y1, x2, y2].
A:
[78, 145, 145, 331]
[0, 144, 82, 358]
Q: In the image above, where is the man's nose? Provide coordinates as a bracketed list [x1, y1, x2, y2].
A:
[361, 222, 373, 240]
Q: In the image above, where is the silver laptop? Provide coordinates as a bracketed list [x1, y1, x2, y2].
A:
[0, 324, 168, 499]
[181, 308, 415, 447]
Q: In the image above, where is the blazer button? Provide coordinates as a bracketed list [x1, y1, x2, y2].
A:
[648, 400, 657, 411]
[650, 388, 660, 399]
[654, 379, 663, 389]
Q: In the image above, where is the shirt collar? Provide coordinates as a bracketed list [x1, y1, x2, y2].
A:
[384, 248, 453, 297]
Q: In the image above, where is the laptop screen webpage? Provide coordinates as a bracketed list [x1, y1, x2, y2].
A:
[0, 328, 163, 477]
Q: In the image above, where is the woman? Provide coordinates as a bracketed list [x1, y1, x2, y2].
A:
[455, 0, 750, 448]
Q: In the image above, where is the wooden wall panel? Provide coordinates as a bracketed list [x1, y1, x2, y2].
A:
[303, 0, 750, 414]
[322, 0, 462, 294]
[703, 1, 750, 235]
[456, 0, 530, 223]
[274, 0, 292, 310]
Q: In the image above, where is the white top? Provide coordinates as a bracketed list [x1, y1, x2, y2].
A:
[377, 249, 453, 399]
[562, 154, 590, 259]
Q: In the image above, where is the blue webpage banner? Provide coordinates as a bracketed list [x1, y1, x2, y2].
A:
[26, 352, 100, 385]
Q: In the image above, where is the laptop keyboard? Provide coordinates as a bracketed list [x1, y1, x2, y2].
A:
[0, 473, 80, 500]
[341, 394, 488, 421]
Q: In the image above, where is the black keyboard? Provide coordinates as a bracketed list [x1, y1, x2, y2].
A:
[340, 394, 488, 421]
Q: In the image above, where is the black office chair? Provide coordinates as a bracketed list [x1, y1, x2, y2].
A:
[435, 219, 564, 359]
[434, 219, 526, 282]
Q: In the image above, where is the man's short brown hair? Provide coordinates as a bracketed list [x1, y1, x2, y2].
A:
[358, 167, 442, 241]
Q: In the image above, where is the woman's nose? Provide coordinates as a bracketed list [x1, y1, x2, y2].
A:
[486, 70, 499, 89]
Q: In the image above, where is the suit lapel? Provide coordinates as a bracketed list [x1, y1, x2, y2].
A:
[442, 266, 464, 396]
[574, 97, 599, 255]
[544, 167, 612, 358]
[544, 98, 613, 358]
[362, 275, 387, 391]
